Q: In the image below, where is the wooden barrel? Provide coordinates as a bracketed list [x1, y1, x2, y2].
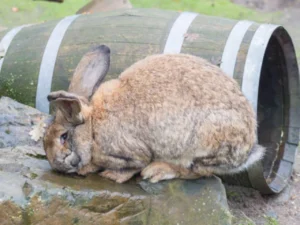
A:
[0, 8, 299, 194]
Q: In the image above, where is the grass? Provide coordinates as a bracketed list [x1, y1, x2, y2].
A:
[131, 0, 282, 23]
[0, 0, 282, 28]
[264, 216, 280, 225]
[0, 0, 89, 28]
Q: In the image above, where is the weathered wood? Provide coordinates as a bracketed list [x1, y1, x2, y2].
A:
[34, 0, 64, 3]
[0, 21, 58, 107]
[233, 24, 259, 86]
[51, 10, 178, 93]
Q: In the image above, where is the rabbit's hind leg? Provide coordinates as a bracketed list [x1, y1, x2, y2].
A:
[141, 162, 201, 183]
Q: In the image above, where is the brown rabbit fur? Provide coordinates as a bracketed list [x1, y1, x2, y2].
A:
[43, 45, 265, 183]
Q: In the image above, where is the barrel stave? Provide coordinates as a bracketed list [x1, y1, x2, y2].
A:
[232, 24, 259, 86]
[0, 21, 58, 107]
[181, 15, 234, 62]
[51, 10, 179, 93]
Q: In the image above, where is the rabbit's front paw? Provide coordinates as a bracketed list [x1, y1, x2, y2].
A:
[141, 162, 179, 183]
[99, 169, 140, 183]
[77, 163, 99, 175]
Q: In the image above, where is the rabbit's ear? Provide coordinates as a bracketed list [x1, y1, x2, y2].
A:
[68, 45, 111, 99]
[48, 91, 87, 125]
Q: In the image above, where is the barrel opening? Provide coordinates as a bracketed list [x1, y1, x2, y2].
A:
[257, 27, 299, 193]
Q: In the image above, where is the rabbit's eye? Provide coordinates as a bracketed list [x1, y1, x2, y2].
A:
[60, 132, 68, 145]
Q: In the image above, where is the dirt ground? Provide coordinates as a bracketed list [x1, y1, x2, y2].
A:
[226, 166, 300, 225]
[228, 1, 300, 224]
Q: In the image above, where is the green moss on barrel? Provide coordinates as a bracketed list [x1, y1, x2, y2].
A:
[0, 21, 58, 107]
[51, 9, 179, 93]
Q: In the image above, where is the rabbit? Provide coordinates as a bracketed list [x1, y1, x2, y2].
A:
[43, 45, 265, 183]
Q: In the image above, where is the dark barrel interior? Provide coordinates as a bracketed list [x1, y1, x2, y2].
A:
[257, 27, 299, 193]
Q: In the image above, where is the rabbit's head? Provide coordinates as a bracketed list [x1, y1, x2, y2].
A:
[43, 45, 110, 173]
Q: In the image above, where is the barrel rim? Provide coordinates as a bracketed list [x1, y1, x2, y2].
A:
[246, 25, 300, 194]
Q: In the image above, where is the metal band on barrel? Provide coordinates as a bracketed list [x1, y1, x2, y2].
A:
[163, 12, 198, 54]
[242, 24, 279, 113]
[36, 15, 80, 113]
[0, 25, 31, 73]
[220, 20, 253, 77]
[242, 24, 280, 193]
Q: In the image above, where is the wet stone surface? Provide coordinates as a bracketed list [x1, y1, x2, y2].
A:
[0, 97, 232, 225]
[0, 96, 48, 148]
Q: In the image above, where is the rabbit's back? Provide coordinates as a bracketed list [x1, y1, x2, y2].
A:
[92, 54, 257, 170]
[105, 54, 253, 116]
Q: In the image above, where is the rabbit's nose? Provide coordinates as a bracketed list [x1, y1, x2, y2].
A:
[71, 157, 80, 167]
[97, 45, 110, 54]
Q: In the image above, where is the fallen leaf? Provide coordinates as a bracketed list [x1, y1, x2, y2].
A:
[291, 195, 297, 200]
[29, 118, 46, 142]
[184, 33, 199, 42]
[12, 7, 19, 13]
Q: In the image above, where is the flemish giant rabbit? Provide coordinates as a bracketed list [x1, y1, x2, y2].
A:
[43, 45, 265, 183]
